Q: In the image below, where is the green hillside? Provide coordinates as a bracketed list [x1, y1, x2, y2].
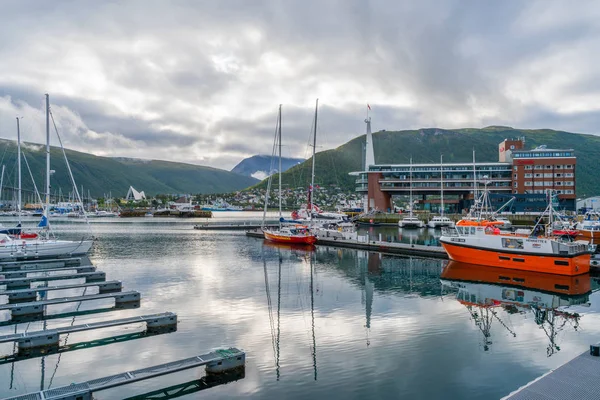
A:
[267, 127, 600, 197]
[0, 139, 258, 198]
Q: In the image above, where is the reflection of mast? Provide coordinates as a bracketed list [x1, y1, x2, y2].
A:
[364, 275, 373, 347]
[532, 304, 580, 357]
[263, 247, 281, 380]
[310, 253, 317, 381]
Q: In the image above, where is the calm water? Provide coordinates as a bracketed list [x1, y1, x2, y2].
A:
[0, 216, 600, 399]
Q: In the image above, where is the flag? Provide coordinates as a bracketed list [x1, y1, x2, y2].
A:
[38, 215, 48, 228]
[367, 104, 371, 110]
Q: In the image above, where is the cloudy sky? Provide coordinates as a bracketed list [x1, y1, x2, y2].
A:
[1, 0, 599, 170]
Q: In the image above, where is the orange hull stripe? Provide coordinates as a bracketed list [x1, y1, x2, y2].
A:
[263, 231, 317, 245]
[441, 242, 590, 276]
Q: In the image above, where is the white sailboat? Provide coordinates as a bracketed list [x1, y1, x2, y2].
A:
[399, 157, 424, 228]
[0, 94, 93, 261]
[428, 155, 454, 229]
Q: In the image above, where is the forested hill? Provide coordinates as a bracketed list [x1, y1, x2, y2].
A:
[263, 126, 600, 197]
[0, 138, 258, 197]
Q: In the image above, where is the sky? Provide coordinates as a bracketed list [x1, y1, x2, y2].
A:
[1, 0, 600, 171]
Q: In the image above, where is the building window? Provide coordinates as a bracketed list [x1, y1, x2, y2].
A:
[535, 173, 542, 178]
[555, 173, 562, 178]
[555, 165, 562, 169]
[525, 165, 533, 170]
[513, 173, 517, 179]
[513, 166, 518, 171]
[566, 190, 574, 194]
[556, 182, 562, 186]
[545, 165, 552, 169]
[525, 181, 532, 186]
[565, 173, 574, 177]
[534, 181, 544, 187]
[513, 182, 518, 188]
[534, 165, 543, 170]
[565, 181, 574, 186]
[524, 173, 532, 178]
[544, 173, 553, 178]
[556, 190, 563, 194]
[565, 165, 573, 169]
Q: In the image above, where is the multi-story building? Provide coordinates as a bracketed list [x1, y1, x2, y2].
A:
[353, 137, 577, 213]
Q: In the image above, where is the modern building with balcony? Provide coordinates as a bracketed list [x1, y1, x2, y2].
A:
[352, 124, 577, 213]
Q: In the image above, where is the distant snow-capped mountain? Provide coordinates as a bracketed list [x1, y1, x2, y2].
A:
[231, 155, 304, 180]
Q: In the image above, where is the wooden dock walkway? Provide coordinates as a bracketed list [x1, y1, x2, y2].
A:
[503, 348, 600, 399]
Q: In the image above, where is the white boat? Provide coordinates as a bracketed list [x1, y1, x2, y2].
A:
[427, 216, 455, 229]
[0, 233, 93, 261]
[398, 158, 424, 229]
[399, 215, 424, 228]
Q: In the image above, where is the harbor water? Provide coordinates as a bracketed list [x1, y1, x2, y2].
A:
[0, 214, 600, 399]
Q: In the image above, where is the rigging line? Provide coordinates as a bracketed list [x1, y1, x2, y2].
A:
[310, 252, 317, 381]
[48, 286, 89, 389]
[21, 152, 45, 209]
[49, 109, 91, 237]
[262, 248, 277, 360]
[276, 249, 282, 381]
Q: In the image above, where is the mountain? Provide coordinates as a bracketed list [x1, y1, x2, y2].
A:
[231, 155, 304, 180]
[0, 138, 258, 198]
[261, 126, 600, 197]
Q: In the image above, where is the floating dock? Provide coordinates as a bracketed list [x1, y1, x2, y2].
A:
[194, 223, 277, 230]
[0, 257, 82, 272]
[246, 229, 448, 258]
[0, 265, 95, 278]
[0, 290, 140, 317]
[0, 312, 176, 354]
[0, 280, 122, 302]
[503, 347, 600, 399]
[5, 348, 245, 400]
[0, 271, 106, 289]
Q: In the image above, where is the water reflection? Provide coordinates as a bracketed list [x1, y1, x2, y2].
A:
[440, 261, 591, 354]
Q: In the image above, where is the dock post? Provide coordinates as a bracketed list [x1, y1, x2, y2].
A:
[17, 332, 60, 355]
[206, 348, 246, 374]
[85, 272, 106, 282]
[146, 313, 178, 333]
[98, 281, 123, 294]
[114, 292, 141, 306]
[11, 303, 44, 318]
[8, 290, 37, 303]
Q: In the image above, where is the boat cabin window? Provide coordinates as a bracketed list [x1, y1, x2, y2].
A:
[502, 238, 523, 249]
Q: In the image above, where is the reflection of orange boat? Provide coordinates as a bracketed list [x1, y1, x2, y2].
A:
[263, 226, 317, 245]
[441, 260, 591, 296]
[262, 240, 315, 252]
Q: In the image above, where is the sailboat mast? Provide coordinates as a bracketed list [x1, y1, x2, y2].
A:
[278, 104, 282, 219]
[16, 117, 22, 225]
[440, 154, 444, 217]
[472, 149, 477, 206]
[310, 99, 318, 219]
[409, 157, 413, 218]
[45, 94, 50, 213]
[0, 165, 4, 207]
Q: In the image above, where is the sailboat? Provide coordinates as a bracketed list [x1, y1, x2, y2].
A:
[0, 94, 93, 261]
[399, 158, 424, 228]
[428, 155, 454, 229]
[262, 104, 317, 245]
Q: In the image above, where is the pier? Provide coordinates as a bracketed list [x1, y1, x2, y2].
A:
[246, 229, 448, 258]
[503, 346, 600, 399]
[5, 348, 246, 400]
[0, 265, 95, 278]
[0, 257, 82, 272]
[0, 271, 106, 289]
[0, 312, 176, 354]
[195, 222, 278, 230]
[0, 291, 140, 317]
[0, 280, 122, 302]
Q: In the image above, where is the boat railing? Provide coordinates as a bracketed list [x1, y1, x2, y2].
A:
[552, 241, 589, 255]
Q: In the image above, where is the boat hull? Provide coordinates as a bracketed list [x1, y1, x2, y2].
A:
[440, 240, 590, 276]
[263, 230, 317, 245]
[0, 240, 93, 261]
[576, 230, 600, 241]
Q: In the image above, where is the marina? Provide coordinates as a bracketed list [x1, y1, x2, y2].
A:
[0, 218, 597, 399]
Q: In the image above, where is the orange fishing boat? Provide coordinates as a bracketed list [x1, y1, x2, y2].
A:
[263, 225, 317, 245]
[439, 189, 591, 276]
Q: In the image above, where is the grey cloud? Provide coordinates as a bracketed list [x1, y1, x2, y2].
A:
[1, 1, 599, 169]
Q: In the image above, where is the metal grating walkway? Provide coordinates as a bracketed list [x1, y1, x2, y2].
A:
[0, 312, 175, 344]
[0, 291, 139, 311]
[504, 350, 600, 399]
[0, 280, 121, 296]
[5, 348, 245, 400]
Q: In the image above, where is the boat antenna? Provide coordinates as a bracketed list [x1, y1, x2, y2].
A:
[310, 99, 318, 222]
